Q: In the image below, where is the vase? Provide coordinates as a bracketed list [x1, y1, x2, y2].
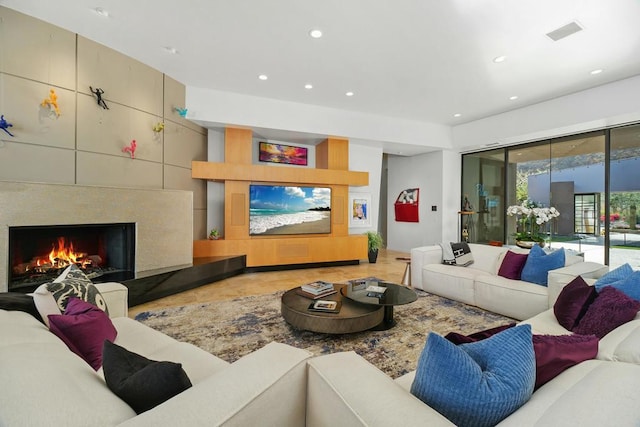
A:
[515, 240, 545, 249]
[368, 249, 379, 263]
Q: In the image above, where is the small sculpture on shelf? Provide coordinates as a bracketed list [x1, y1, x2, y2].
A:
[0, 115, 14, 137]
[461, 195, 473, 212]
[90, 86, 109, 109]
[174, 107, 188, 117]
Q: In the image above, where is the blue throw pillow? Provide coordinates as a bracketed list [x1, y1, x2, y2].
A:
[410, 325, 535, 427]
[601, 270, 640, 301]
[594, 263, 633, 292]
[520, 245, 565, 286]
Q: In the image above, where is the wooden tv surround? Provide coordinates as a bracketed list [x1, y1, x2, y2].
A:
[192, 128, 369, 268]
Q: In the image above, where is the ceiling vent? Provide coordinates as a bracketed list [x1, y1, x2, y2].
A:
[546, 21, 583, 41]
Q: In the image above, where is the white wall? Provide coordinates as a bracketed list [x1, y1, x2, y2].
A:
[386, 150, 460, 252]
[453, 74, 640, 151]
[206, 129, 225, 234]
[348, 143, 383, 236]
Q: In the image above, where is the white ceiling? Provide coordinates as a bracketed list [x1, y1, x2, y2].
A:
[3, 0, 640, 151]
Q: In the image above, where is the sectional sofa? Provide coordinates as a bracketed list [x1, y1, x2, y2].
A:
[3, 262, 640, 426]
[410, 243, 609, 320]
[0, 282, 311, 426]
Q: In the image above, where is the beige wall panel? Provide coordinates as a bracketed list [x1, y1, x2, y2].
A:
[76, 152, 162, 189]
[164, 122, 207, 168]
[77, 37, 163, 115]
[0, 181, 193, 290]
[0, 74, 75, 148]
[77, 94, 163, 162]
[0, 7, 76, 89]
[0, 142, 74, 184]
[164, 75, 204, 133]
[164, 164, 206, 210]
[193, 208, 207, 240]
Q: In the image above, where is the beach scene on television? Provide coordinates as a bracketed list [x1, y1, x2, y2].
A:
[249, 185, 331, 235]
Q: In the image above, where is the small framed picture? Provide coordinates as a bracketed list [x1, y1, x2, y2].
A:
[349, 193, 372, 227]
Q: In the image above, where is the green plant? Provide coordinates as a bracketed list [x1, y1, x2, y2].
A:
[365, 231, 384, 252]
[209, 228, 220, 239]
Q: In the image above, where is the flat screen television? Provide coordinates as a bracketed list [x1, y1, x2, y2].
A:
[249, 184, 331, 235]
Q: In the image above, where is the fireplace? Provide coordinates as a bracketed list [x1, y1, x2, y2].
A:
[8, 223, 135, 291]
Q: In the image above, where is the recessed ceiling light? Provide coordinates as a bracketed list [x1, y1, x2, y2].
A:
[345, 91, 354, 97]
[453, 113, 462, 118]
[94, 7, 110, 17]
[258, 74, 268, 80]
[309, 29, 323, 38]
[493, 55, 506, 63]
[590, 69, 603, 75]
[163, 46, 178, 54]
[304, 84, 313, 89]
[509, 95, 518, 100]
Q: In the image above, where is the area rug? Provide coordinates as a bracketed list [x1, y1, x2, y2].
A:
[135, 289, 514, 379]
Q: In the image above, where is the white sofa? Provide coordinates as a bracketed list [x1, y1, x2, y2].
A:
[0, 282, 312, 426]
[307, 305, 640, 426]
[410, 243, 609, 320]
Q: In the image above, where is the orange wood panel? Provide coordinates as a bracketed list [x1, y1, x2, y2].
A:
[191, 161, 368, 186]
[193, 235, 367, 267]
[331, 186, 348, 236]
[224, 181, 250, 239]
[224, 128, 253, 164]
[316, 137, 349, 170]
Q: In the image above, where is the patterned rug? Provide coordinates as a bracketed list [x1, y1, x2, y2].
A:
[135, 289, 513, 379]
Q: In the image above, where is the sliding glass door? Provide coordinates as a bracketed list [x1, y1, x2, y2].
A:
[609, 124, 640, 268]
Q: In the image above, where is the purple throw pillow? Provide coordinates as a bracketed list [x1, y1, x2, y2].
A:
[573, 286, 640, 338]
[553, 276, 597, 330]
[445, 325, 599, 390]
[498, 250, 529, 280]
[532, 334, 598, 389]
[444, 323, 516, 345]
[48, 297, 117, 370]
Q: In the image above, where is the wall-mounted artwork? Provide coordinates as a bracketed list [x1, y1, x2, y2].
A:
[349, 193, 372, 227]
[259, 141, 308, 166]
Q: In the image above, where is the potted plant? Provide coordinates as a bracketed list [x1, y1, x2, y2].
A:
[506, 200, 560, 248]
[208, 228, 220, 240]
[365, 231, 384, 263]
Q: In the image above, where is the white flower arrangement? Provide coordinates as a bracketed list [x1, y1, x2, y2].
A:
[507, 201, 560, 242]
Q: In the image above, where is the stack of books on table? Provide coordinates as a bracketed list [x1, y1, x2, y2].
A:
[297, 281, 336, 299]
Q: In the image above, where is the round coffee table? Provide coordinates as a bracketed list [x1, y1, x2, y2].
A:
[281, 284, 384, 334]
[340, 281, 417, 330]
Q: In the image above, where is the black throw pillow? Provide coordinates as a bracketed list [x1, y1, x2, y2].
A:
[102, 340, 192, 414]
[0, 292, 44, 324]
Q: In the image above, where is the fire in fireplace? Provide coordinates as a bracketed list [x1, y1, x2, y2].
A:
[8, 223, 135, 291]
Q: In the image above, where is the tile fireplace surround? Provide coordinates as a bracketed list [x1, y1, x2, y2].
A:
[0, 181, 193, 292]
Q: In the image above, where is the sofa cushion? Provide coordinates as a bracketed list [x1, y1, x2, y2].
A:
[521, 245, 565, 286]
[33, 264, 109, 326]
[497, 250, 528, 280]
[103, 340, 192, 414]
[600, 270, 640, 301]
[594, 263, 633, 292]
[410, 325, 535, 427]
[598, 318, 640, 364]
[532, 334, 598, 389]
[573, 286, 640, 338]
[48, 298, 117, 370]
[0, 310, 135, 426]
[553, 275, 597, 330]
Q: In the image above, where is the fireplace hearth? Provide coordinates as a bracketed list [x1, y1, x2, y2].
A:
[8, 223, 135, 291]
